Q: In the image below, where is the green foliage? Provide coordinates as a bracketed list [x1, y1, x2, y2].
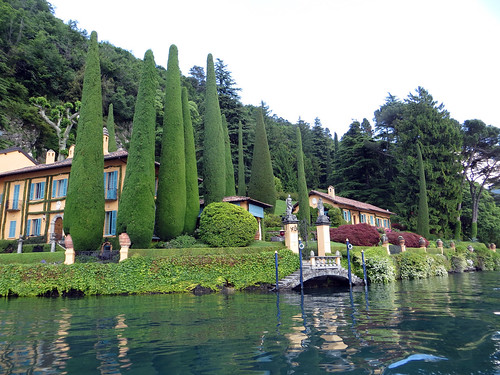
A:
[396, 252, 448, 279]
[296, 127, 310, 226]
[364, 256, 396, 283]
[264, 213, 282, 228]
[168, 235, 198, 249]
[248, 108, 276, 210]
[199, 202, 258, 247]
[203, 54, 226, 204]
[106, 103, 118, 152]
[416, 142, 430, 237]
[0, 249, 298, 296]
[182, 87, 200, 234]
[222, 114, 236, 196]
[0, 252, 64, 265]
[237, 121, 246, 196]
[156, 45, 186, 240]
[63, 31, 104, 251]
[116, 50, 157, 248]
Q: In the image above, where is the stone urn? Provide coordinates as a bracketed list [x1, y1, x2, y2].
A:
[489, 243, 496, 252]
[119, 233, 131, 248]
[382, 234, 389, 245]
[467, 245, 474, 252]
[450, 241, 456, 250]
[398, 235, 405, 246]
[65, 234, 73, 249]
[419, 237, 426, 248]
[436, 239, 443, 248]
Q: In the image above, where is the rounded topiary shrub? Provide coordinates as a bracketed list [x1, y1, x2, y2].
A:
[199, 202, 258, 247]
[387, 231, 428, 248]
[330, 223, 380, 246]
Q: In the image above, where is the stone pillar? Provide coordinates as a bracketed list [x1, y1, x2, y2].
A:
[50, 232, 57, 253]
[398, 235, 406, 252]
[316, 224, 331, 257]
[310, 250, 316, 267]
[64, 234, 75, 265]
[382, 234, 390, 255]
[335, 250, 341, 266]
[436, 239, 444, 255]
[283, 221, 299, 254]
[119, 233, 131, 262]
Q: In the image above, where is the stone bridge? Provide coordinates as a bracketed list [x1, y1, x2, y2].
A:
[277, 260, 364, 290]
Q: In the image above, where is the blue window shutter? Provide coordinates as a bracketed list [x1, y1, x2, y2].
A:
[111, 211, 117, 235]
[30, 183, 34, 200]
[104, 173, 106, 197]
[9, 221, 16, 238]
[52, 181, 57, 198]
[34, 219, 41, 236]
[63, 179, 67, 196]
[26, 220, 31, 236]
[112, 171, 118, 199]
[40, 182, 45, 199]
[13, 185, 20, 209]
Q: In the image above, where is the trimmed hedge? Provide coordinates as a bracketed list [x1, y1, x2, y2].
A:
[0, 249, 299, 297]
[199, 202, 258, 247]
[330, 223, 380, 246]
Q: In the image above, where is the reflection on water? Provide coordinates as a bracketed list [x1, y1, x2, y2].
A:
[0, 272, 498, 374]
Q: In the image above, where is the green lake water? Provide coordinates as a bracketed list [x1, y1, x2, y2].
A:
[0, 271, 498, 374]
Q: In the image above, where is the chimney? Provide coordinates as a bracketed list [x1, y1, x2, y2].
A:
[68, 145, 75, 159]
[46, 149, 56, 164]
[103, 127, 109, 155]
[328, 186, 335, 198]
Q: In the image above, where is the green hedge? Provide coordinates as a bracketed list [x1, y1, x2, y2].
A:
[0, 249, 299, 297]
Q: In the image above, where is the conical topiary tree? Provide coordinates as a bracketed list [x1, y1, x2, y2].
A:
[296, 127, 310, 224]
[237, 121, 246, 196]
[222, 114, 236, 196]
[156, 44, 186, 240]
[203, 53, 225, 205]
[416, 142, 430, 238]
[116, 50, 157, 248]
[106, 103, 118, 152]
[63, 31, 104, 251]
[182, 87, 200, 234]
[248, 108, 276, 211]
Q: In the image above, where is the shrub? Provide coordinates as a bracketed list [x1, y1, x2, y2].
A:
[330, 223, 380, 246]
[387, 231, 429, 248]
[365, 257, 396, 283]
[264, 213, 282, 228]
[168, 235, 197, 249]
[0, 240, 16, 253]
[199, 202, 258, 247]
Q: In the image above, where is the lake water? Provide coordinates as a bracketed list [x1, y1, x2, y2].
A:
[0, 271, 498, 374]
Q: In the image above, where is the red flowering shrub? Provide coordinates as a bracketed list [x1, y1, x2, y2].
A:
[386, 231, 428, 248]
[330, 223, 380, 246]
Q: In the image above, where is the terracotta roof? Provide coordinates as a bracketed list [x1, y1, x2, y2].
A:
[0, 147, 38, 165]
[200, 196, 273, 208]
[0, 150, 129, 177]
[308, 190, 395, 215]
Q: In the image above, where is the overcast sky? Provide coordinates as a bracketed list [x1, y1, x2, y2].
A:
[48, 0, 500, 137]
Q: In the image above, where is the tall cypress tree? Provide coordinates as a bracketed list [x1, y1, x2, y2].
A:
[416, 142, 430, 238]
[63, 31, 104, 251]
[156, 45, 186, 240]
[106, 103, 118, 152]
[116, 50, 157, 248]
[296, 127, 310, 224]
[237, 121, 246, 196]
[248, 108, 276, 210]
[182, 87, 200, 234]
[222, 114, 236, 196]
[203, 53, 225, 204]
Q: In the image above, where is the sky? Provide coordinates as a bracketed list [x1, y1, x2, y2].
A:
[48, 0, 500, 137]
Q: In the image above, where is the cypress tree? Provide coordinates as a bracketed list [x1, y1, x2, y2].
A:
[248, 108, 276, 210]
[116, 50, 157, 248]
[416, 142, 430, 238]
[106, 103, 118, 152]
[63, 31, 104, 251]
[156, 45, 186, 240]
[237, 121, 246, 196]
[182, 87, 200, 234]
[203, 53, 225, 204]
[222, 114, 236, 196]
[296, 127, 310, 224]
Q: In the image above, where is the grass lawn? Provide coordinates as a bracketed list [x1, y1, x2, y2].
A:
[0, 252, 64, 264]
[274, 199, 295, 215]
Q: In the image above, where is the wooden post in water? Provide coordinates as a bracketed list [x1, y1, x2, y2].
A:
[361, 250, 368, 286]
[346, 238, 352, 287]
[274, 250, 279, 291]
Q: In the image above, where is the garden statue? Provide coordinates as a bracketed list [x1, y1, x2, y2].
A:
[318, 198, 325, 216]
[315, 197, 330, 225]
[283, 195, 298, 222]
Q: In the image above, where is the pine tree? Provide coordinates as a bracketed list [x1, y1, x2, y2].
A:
[416, 142, 430, 238]
[203, 53, 225, 204]
[63, 31, 104, 251]
[222, 114, 236, 196]
[116, 50, 157, 248]
[237, 121, 246, 196]
[106, 103, 118, 152]
[155, 45, 186, 240]
[248, 108, 276, 210]
[296, 126, 310, 224]
[182, 87, 200, 234]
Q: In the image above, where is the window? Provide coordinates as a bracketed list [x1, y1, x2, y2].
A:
[370, 216, 374, 225]
[343, 210, 351, 223]
[12, 184, 20, 209]
[30, 181, 46, 200]
[26, 218, 42, 236]
[376, 218, 381, 227]
[360, 214, 366, 223]
[383, 219, 389, 228]
[52, 179, 68, 198]
[8, 221, 16, 238]
[105, 211, 117, 236]
[104, 171, 118, 200]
